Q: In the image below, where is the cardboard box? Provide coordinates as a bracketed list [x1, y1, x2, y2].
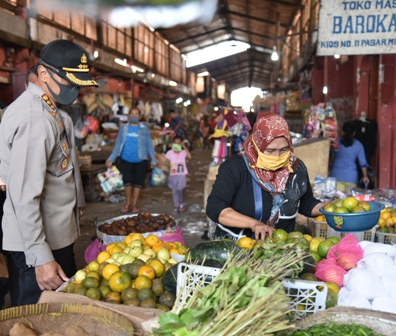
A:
[38, 291, 161, 335]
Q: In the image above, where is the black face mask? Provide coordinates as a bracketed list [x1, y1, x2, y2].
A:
[45, 69, 80, 105]
[128, 115, 139, 124]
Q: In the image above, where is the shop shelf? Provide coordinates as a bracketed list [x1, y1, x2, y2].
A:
[308, 219, 376, 242]
[176, 262, 327, 319]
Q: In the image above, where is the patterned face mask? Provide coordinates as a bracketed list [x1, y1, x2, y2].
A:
[250, 138, 292, 172]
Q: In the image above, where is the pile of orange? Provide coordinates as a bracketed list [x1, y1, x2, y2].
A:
[377, 207, 396, 233]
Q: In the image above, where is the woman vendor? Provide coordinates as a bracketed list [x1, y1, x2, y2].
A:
[206, 111, 326, 241]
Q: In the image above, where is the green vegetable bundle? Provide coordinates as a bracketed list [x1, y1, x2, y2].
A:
[151, 240, 310, 336]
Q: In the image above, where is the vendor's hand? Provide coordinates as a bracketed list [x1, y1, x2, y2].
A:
[363, 176, 370, 185]
[251, 222, 274, 240]
[35, 261, 69, 291]
[105, 160, 113, 168]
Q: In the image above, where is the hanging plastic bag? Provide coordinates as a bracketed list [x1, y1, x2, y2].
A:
[149, 167, 167, 187]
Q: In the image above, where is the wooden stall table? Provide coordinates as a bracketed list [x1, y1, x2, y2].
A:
[80, 146, 113, 165]
[80, 164, 107, 202]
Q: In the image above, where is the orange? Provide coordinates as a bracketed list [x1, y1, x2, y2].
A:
[138, 265, 156, 280]
[272, 229, 289, 243]
[106, 243, 116, 254]
[135, 275, 152, 291]
[145, 234, 160, 247]
[109, 271, 132, 293]
[342, 197, 359, 211]
[378, 218, 386, 228]
[236, 237, 255, 249]
[85, 271, 100, 282]
[169, 248, 182, 255]
[97, 251, 111, 264]
[381, 211, 391, 220]
[146, 259, 166, 278]
[125, 234, 135, 246]
[152, 242, 166, 253]
[105, 291, 122, 303]
[326, 281, 340, 294]
[317, 239, 335, 258]
[129, 233, 145, 243]
[102, 264, 120, 280]
[110, 245, 123, 254]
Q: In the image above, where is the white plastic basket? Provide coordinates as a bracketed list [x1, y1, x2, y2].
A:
[308, 219, 376, 242]
[176, 263, 222, 305]
[282, 279, 328, 320]
[175, 263, 327, 319]
[373, 226, 396, 245]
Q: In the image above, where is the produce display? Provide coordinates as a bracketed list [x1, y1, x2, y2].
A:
[64, 232, 188, 310]
[288, 322, 382, 336]
[376, 206, 396, 233]
[8, 323, 91, 336]
[151, 238, 311, 335]
[98, 213, 176, 235]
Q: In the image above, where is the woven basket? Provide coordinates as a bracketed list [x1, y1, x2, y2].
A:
[292, 307, 396, 335]
[0, 302, 134, 336]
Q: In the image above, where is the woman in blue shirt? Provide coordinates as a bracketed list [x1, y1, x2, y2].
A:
[330, 122, 370, 192]
[106, 107, 157, 213]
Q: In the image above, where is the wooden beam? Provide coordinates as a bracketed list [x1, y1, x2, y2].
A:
[270, 0, 304, 9]
[172, 27, 225, 45]
[217, 8, 290, 28]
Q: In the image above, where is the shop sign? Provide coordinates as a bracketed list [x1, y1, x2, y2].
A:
[317, 0, 396, 56]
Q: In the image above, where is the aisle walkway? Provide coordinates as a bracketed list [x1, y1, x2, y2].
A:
[74, 148, 214, 270]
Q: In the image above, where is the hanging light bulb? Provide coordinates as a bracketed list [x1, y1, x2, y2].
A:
[323, 86, 328, 94]
[271, 46, 279, 61]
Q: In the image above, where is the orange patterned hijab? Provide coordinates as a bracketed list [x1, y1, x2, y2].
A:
[243, 112, 296, 192]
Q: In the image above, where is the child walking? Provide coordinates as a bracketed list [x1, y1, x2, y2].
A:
[165, 136, 192, 214]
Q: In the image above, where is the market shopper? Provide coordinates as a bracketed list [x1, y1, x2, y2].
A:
[206, 111, 326, 241]
[169, 109, 186, 139]
[106, 107, 157, 213]
[165, 136, 192, 214]
[0, 39, 98, 305]
[330, 121, 370, 192]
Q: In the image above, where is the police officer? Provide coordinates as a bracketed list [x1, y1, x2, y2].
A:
[0, 39, 98, 305]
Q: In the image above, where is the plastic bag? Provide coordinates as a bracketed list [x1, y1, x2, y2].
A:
[357, 252, 395, 277]
[160, 225, 185, 246]
[337, 287, 372, 309]
[84, 239, 107, 264]
[97, 166, 124, 194]
[343, 268, 388, 300]
[149, 167, 167, 187]
[363, 243, 396, 258]
[74, 118, 89, 139]
[381, 272, 396, 300]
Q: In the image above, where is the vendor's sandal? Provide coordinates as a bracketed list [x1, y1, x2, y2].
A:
[179, 203, 187, 212]
[132, 207, 140, 213]
[121, 205, 132, 213]
[172, 207, 179, 215]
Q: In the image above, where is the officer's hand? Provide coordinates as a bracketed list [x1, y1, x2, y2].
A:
[0, 177, 6, 192]
[251, 222, 274, 240]
[105, 160, 113, 168]
[35, 261, 69, 291]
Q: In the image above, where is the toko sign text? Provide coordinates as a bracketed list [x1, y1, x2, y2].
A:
[317, 0, 396, 55]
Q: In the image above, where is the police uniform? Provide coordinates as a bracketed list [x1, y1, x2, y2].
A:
[0, 40, 97, 305]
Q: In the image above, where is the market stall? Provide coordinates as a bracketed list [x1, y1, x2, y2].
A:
[2, 193, 396, 335]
